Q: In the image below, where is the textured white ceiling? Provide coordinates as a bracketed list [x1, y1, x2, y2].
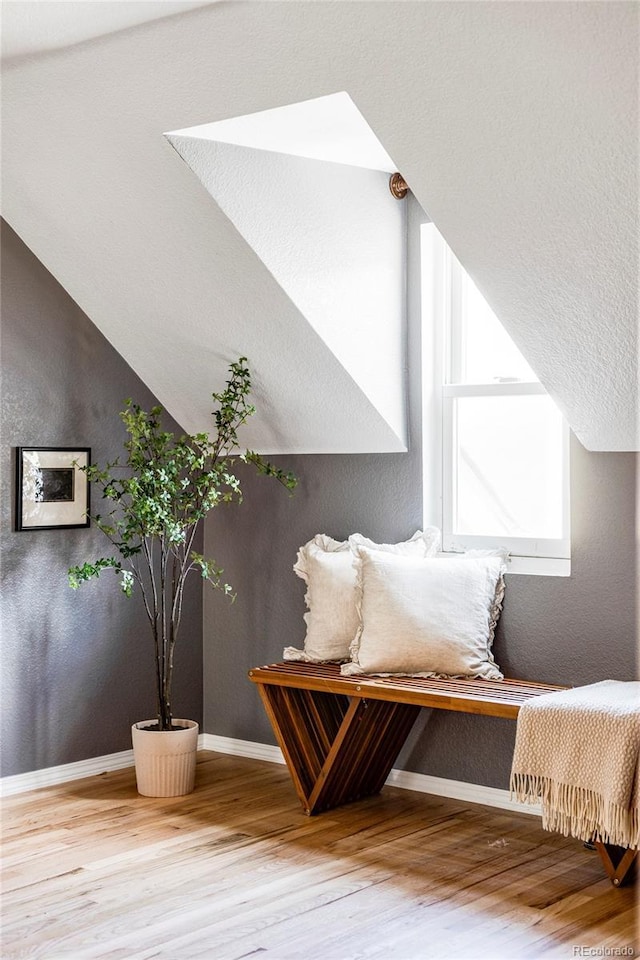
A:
[1, 1, 215, 60]
[2, 1, 638, 451]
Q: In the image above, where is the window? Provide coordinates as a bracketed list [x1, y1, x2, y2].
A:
[421, 222, 570, 575]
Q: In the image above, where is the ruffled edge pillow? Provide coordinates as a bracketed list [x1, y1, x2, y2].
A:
[284, 529, 441, 663]
[284, 535, 354, 663]
[349, 528, 441, 556]
[341, 547, 506, 680]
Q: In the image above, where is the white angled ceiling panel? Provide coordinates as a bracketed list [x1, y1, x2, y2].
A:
[2, 0, 637, 451]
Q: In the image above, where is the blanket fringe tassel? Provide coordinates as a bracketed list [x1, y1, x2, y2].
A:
[510, 772, 639, 850]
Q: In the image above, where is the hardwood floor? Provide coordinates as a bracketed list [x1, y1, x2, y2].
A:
[2, 752, 637, 959]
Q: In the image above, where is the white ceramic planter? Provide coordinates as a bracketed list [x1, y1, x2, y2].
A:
[131, 719, 199, 797]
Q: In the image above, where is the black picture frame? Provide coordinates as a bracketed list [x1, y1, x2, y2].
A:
[16, 447, 91, 531]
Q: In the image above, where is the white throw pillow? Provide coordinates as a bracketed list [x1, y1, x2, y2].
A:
[341, 548, 506, 679]
[283, 529, 441, 663]
[349, 529, 441, 556]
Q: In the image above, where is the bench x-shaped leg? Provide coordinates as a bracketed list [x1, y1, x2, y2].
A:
[256, 683, 421, 815]
[594, 841, 637, 887]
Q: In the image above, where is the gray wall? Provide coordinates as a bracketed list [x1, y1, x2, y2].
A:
[1, 222, 203, 778]
[203, 440, 637, 795]
[203, 199, 637, 791]
[3, 217, 636, 791]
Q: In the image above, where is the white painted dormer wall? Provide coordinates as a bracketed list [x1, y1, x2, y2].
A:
[167, 94, 407, 450]
[2, 1, 637, 451]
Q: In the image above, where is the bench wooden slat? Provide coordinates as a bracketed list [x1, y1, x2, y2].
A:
[249, 662, 565, 720]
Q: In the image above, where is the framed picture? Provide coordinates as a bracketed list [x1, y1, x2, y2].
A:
[16, 447, 91, 531]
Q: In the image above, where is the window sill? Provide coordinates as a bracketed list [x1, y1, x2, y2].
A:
[437, 552, 571, 577]
[505, 556, 570, 577]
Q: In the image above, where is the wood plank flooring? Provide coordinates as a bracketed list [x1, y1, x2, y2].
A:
[2, 752, 637, 960]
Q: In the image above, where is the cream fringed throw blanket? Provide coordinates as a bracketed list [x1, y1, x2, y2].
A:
[510, 681, 640, 849]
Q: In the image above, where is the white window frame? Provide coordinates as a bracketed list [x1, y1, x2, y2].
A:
[421, 221, 571, 576]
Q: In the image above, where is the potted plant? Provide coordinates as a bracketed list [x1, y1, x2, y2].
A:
[68, 357, 296, 797]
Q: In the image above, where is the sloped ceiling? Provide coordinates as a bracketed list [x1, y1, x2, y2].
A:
[0, 1, 216, 60]
[166, 125, 407, 446]
[2, 1, 637, 451]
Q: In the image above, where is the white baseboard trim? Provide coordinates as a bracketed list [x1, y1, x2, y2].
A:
[200, 733, 541, 817]
[0, 749, 135, 798]
[201, 733, 285, 765]
[0, 735, 214, 797]
[1, 734, 541, 818]
[385, 768, 541, 816]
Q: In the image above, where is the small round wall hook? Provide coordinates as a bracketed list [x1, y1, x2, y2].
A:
[389, 172, 409, 199]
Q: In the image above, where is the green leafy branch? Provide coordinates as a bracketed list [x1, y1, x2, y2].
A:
[68, 357, 296, 730]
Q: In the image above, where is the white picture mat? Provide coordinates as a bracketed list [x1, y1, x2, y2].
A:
[19, 449, 89, 528]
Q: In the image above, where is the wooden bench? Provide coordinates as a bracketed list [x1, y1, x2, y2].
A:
[248, 662, 566, 815]
[249, 661, 636, 886]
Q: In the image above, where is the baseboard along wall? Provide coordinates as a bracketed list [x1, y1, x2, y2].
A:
[0, 733, 541, 817]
